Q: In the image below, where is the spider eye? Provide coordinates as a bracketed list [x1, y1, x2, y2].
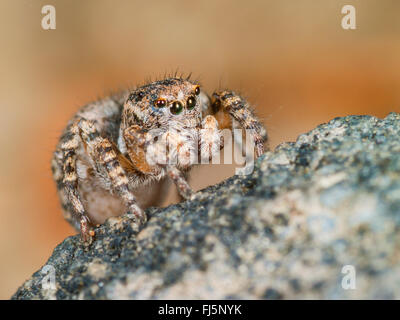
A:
[186, 96, 196, 110]
[194, 86, 200, 95]
[170, 101, 184, 115]
[155, 98, 166, 108]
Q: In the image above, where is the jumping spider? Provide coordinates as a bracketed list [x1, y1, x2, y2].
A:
[52, 76, 267, 244]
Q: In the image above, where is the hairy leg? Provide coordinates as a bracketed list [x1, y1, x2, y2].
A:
[165, 165, 193, 199]
[123, 125, 161, 176]
[199, 115, 223, 163]
[77, 119, 146, 225]
[210, 91, 268, 158]
[56, 118, 150, 244]
[58, 124, 94, 243]
[51, 150, 81, 230]
[124, 125, 196, 200]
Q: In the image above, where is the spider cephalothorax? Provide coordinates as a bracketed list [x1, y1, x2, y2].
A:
[52, 76, 267, 244]
[122, 78, 203, 130]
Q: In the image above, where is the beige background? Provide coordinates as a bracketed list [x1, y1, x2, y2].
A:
[1, 0, 400, 298]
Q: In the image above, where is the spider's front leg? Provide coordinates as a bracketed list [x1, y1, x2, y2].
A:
[76, 119, 146, 225]
[124, 125, 194, 200]
[211, 91, 268, 158]
[60, 119, 146, 244]
[199, 115, 223, 163]
[59, 127, 93, 243]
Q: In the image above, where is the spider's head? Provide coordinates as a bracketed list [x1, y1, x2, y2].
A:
[123, 77, 207, 131]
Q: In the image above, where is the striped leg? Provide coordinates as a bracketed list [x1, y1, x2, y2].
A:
[51, 150, 80, 230]
[211, 91, 268, 158]
[59, 126, 94, 243]
[77, 119, 146, 225]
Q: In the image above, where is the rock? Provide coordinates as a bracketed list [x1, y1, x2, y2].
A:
[12, 113, 400, 299]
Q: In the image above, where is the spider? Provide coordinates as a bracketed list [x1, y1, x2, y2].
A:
[51, 76, 268, 244]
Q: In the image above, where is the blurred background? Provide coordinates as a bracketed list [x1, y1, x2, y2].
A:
[1, 0, 400, 298]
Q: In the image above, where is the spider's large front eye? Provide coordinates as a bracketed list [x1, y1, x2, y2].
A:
[170, 101, 184, 115]
[154, 98, 166, 108]
[186, 96, 196, 110]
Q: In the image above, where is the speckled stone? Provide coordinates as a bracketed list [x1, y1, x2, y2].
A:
[12, 113, 400, 299]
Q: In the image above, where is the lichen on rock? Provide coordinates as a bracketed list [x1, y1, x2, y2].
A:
[12, 113, 400, 299]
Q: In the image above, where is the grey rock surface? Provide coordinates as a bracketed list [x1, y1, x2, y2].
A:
[13, 113, 400, 299]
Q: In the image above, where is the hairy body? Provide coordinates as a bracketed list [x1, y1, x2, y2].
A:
[51, 77, 267, 244]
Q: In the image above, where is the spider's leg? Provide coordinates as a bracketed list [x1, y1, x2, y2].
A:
[123, 125, 176, 206]
[58, 125, 93, 243]
[123, 125, 162, 176]
[51, 150, 81, 230]
[211, 91, 268, 158]
[165, 165, 193, 200]
[77, 119, 146, 224]
[161, 132, 197, 200]
[125, 125, 195, 200]
[199, 115, 223, 163]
